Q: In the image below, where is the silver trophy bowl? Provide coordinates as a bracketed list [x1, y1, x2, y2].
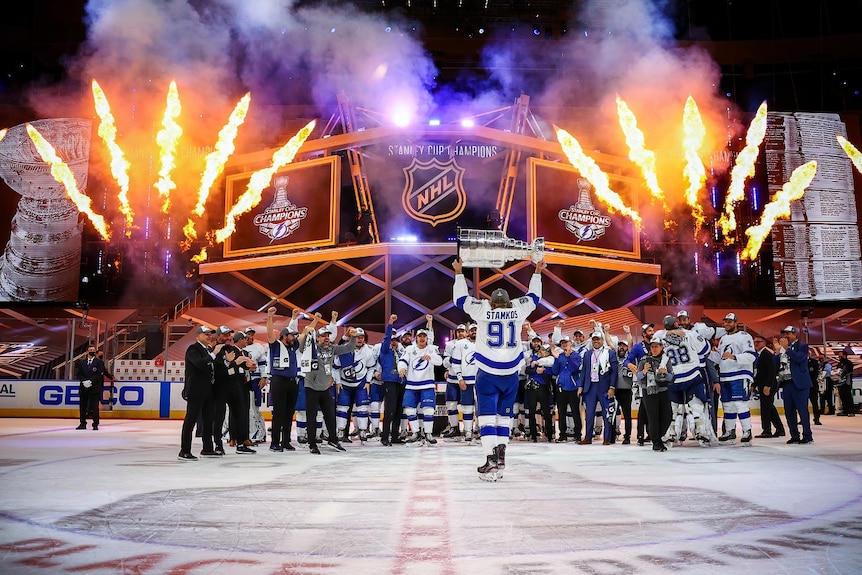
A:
[456, 228, 544, 268]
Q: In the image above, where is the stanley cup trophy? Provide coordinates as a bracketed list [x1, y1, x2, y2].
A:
[0, 118, 92, 301]
[456, 228, 544, 268]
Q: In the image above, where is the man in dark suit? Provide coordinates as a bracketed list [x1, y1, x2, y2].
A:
[753, 336, 784, 438]
[773, 326, 814, 445]
[179, 326, 219, 461]
[75, 345, 110, 430]
[578, 331, 619, 445]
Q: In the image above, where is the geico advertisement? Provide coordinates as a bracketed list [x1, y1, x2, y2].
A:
[0, 380, 275, 419]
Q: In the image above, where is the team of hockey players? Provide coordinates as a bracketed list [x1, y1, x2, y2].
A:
[212, 301, 754, 480]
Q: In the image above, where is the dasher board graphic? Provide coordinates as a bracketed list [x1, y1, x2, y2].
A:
[401, 157, 467, 227]
[223, 155, 340, 257]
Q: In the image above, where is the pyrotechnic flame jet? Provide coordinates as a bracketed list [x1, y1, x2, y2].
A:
[92, 80, 134, 237]
[555, 126, 642, 224]
[190, 247, 207, 264]
[214, 119, 316, 244]
[182, 93, 252, 250]
[615, 96, 668, 213]
[718, 101, 768, 240]
[741, 160, 817, 260]
[0, 128, 6, 142]
[837, 135, 862, 175]
[26, 123, 112, 241]
[154, 81, 183, 213]
[681, 96, 707, 235]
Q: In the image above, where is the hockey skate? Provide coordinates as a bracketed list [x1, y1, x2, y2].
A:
[493, 444, 506, 474]
[718, 429, 737, 445]
[405, 433, 422, 444]
[367, 429, 380, 440]
[297, 434, 308, 445]
[425, 433, 438, 445]
[359, 430, 368, 444]
[477, 455, 500, 482]
[696, 435, 711, 448]
[740, 430, 753, 446]
[442, 428, 461, 440]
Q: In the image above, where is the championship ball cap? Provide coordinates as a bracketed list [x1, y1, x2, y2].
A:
[559, 335, 572, 343]
[573, 329, 584, 336]
[724, 313, 738, 322]
[618, 340, 629, 347]
[491, 288, 510, 305]
[355, 327, 365, 336]
[677, 310, 689, 318]
[456, 324, 467, 331]
[531, 335, 543, 342]
[232, 331, 247, 342]
[590, 332, 603, 339]
[196, 325, 214, 334]
[468, 323, 477, 330]
[416, 328, 429, 336]
[662, 315, 676, 330]
[244, 327, 256, 334]
[650, 335, 664, 345]
[781, 325, 797, 334]
[641, 323, 654, 333]
[279, 326, 298, 337]
[217, 325, 233, 334]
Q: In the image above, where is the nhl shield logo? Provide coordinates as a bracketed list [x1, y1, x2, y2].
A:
[401, 157, 467, 227]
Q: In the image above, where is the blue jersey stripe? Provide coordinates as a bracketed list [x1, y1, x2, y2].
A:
[474, 352, 523, 370]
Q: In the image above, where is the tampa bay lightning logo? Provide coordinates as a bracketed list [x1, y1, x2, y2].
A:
[413, 357, 429, 371]
[465, 352, 476, 366]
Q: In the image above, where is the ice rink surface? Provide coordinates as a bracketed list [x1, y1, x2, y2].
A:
[0, 417, 861, 575]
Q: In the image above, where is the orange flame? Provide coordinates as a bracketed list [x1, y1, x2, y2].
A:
[741, 160, 817, 260]
[719, 101, 768, 239]
[194, 93, 251, 217]
[180, 218, 198, 252]
[191, 247, 207, 264]
[555, 126, 642, 224]
[0, 128, 6, 142]
[154, 81, 183, 213]
[615, 96, 667, 211]
[92, 80, 133, 236]
[26, 124, 111, 240]
[837, 135, 862, 175]
[681, 96, 707, 234]
[215, 119, 316, 243]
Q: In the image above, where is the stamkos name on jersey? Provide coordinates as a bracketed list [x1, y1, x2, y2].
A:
[485, 310, 521, 320]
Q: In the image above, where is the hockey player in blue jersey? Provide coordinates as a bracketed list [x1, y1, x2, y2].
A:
[453, 257, 545, 482]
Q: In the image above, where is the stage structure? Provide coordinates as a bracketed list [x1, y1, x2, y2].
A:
[199, 95, 661, 333]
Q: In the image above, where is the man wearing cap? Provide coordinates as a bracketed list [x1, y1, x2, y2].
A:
[450, 323, 480, 443]
[614, 340, 635, 444]
[717, 313, 757, 446]
[655, 314, 713, 447]
[752, 334, 784, 438]
[578, 331, 618, 445]
[625, 323, 655, 445]
[772, 326, 814, 444]
[266, 307, 304, 452]
[333, 326, 376, 443]
[834, 348, 856, 416]
[299, 316, 356, 454]
[243, 326, 269, 445]
[636, 336, 674, 452]
[216, 330, 258, 454]
[454, 257, 545, 481]
[296, 311, 339, 444]
[398, 326, 443, 444]
[375, 315, 403, 446]
[210, 326, 235, 454]
[552, 335, 583, 442]
[442, 324, 468, 438]
[179, 326, 218, 461]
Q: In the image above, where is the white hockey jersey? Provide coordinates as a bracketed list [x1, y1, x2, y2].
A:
[718, 330, 757, 384]
[450, 338, 478, 383]
[653, 329, 708, 384]
[333, 343, 377, 387]
[453, 273, 541, 376]
[398, 344, 442, 390]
